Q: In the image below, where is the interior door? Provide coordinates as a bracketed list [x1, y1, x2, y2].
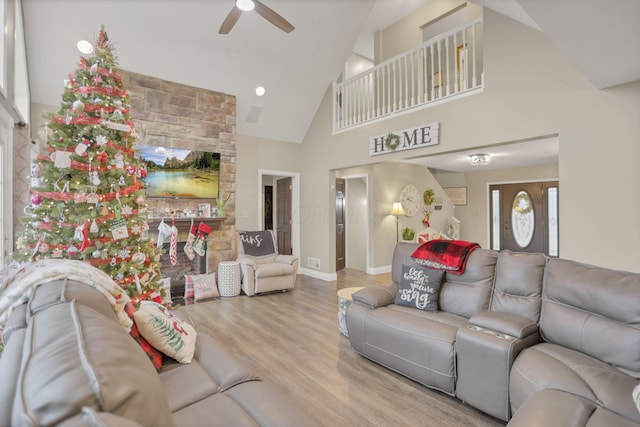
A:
[276, 177, 292, 255]
[490, 181, 559, 255]
[335, 178, 346, 271]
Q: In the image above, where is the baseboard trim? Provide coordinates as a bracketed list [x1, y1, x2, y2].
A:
[298, 267, 337, 282]
[367, 265, 391, 275]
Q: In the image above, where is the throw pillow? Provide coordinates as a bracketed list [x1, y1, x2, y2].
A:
[185, 273, 219, 302]
[394, 264, 445, 311]
[633, 383, 640, 414]
[123, 302, 163, 370]
[133, 301, 197, 363]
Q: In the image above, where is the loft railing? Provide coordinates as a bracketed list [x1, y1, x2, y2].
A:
[333, 17, 484, 133]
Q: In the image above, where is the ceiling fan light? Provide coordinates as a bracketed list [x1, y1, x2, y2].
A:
[468, 153, 491, 166]
[236, 0, 255, 11]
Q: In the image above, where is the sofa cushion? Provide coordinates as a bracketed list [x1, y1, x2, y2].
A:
[438, 248, 498, 318]
[509, 342, 640, 422]
[13, 301, 174, 426]
[27, 279, 119, 322]
[394, 264, 444, 311]
[134, 301, 197, 363]
[541, 258, 640, 377]
[0, 327, 25, 427]
[347, 301, 467, 395]
[507, 389, 639, 427]
[490, 250, 545, 322]
[159, 333, 260, 412]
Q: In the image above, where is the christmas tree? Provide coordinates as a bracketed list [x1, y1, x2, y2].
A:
[14, 26, 167, 305]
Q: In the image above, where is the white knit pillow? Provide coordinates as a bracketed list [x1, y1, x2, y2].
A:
[133, 301, 196, 363]
[633, 383, 640, 414]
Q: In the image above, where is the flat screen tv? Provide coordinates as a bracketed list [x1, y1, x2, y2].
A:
[136, 145, 220, 199]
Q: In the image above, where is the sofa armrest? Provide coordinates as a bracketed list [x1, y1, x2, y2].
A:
[352, 284, 398, 309]
[275, 254, 298, 266]
[237, 256, 257, 269]
[468, 311, 538, 339]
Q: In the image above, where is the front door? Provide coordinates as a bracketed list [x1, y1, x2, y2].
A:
[335, 178, 346, 271]
[490, 181, 559, 256]
[276, 177, 292, 255]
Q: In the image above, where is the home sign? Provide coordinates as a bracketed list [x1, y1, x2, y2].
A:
[369, 122, 439, 156]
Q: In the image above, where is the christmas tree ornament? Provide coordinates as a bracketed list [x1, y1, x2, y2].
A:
[114, 151, 124, 169]
[110, 205, 129, 240]
[132, 252, 146, 264]
[92, 250, 101, 258]
[75, 141, 89, 156]
[31, 194, 43, 205]
[53, 150, 72, 168]
[86, 187, 99, 204]
[72, 100, 85, 113]
[95, 134, 107, 145]
[96, 151, 108, 163]
[90, 171, 101, 185]
[135, 195, 145, 205]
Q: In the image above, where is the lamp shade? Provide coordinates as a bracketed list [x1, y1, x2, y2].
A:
[390, 202, 405, 216]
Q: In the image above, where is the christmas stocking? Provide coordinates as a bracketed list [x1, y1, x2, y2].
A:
[184, 220, 197, 260]
[157, 219, 173, 247]
[192, 222, 212, 256]
[169, 223, 179, 265]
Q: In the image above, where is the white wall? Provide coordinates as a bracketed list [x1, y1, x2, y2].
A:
[292, 8, 640, 274]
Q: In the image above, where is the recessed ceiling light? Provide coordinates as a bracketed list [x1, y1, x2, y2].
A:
[468, 153, 491, 166]
[77, 40, 94, 55]
[255, 86, 266, 96]
[236, 0, 255, 11]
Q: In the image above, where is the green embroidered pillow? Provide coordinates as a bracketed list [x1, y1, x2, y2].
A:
[133, 301, 197, 363]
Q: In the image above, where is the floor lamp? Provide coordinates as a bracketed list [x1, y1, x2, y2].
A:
[390, 202, 405, 242]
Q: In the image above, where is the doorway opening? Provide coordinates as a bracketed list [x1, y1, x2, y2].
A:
[336, 174, 369, 273]
[258, 170, 300, 259]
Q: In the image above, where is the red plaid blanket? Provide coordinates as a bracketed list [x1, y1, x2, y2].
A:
[411, 240, 479, 274]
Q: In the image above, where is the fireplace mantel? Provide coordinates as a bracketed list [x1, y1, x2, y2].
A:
[148, 217, 226, 235]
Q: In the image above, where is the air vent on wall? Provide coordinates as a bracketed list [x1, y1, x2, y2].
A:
[246, 104, 263, 123]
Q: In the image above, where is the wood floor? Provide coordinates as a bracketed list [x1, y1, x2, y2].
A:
[181, 269, 506, 427]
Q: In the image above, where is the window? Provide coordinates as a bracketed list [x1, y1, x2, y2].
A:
[0, 106, 13, 265]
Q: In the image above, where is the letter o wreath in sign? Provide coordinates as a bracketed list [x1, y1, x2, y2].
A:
[384, 133, 400, 151]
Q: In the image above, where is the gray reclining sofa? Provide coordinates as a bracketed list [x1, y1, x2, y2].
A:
[346, 242, 640, 426]
[0, 278, 320, 427]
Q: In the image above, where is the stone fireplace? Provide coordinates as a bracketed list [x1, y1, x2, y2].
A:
[120, 70, 237, 276]
[150, 217, 225, 304]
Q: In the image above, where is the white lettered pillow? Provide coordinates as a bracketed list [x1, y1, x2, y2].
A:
[133, 301, 197, 363]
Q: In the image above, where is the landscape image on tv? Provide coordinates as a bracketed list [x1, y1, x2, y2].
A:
[137, 145, 220, 199]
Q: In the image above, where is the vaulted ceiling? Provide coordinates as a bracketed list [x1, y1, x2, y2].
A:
[23, 0, 639, 151]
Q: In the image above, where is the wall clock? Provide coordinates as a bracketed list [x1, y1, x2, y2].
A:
[400, 185, 420, 217]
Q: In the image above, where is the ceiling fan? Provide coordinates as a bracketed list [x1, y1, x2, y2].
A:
[219, 0, 295, 34]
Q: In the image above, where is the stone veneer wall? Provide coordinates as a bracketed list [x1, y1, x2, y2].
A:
[120, 70, 237, 272]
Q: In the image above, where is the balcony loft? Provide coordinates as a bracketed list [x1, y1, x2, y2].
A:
[333, 17, 484, 133]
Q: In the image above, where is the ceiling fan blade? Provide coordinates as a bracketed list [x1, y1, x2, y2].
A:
[253, 0, 295, 33]
[219, 5, 242, 34]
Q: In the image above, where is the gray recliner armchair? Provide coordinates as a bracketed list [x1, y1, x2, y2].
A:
[236, 230, 298, 296]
